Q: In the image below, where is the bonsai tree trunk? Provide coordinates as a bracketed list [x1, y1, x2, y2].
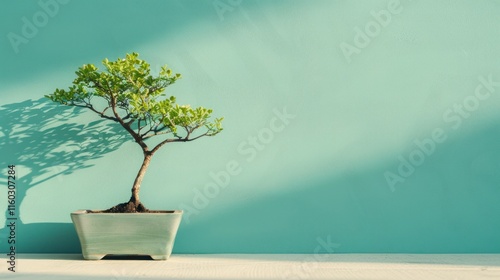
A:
[128, 152, 153, 211]
[103, 152, 153, 213]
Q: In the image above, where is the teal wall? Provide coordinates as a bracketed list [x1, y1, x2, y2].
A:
[1, 0, 500, 253]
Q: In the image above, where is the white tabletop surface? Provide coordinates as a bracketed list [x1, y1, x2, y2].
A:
[2, 254, 500, 279]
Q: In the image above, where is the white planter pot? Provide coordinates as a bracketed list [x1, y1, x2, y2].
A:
[71, 210, 183, 260]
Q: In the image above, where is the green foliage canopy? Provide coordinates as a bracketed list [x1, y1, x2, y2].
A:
[46, 53, 223, 152]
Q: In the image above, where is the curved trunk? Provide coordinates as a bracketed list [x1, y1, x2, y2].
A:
[129, 153, 152, 205]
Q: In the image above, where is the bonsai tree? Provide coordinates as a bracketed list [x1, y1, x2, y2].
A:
[46, 53, 223, 213]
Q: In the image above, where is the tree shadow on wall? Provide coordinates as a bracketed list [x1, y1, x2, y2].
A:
[0, 98, 128, 253]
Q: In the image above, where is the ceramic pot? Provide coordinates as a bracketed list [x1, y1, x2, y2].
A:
[71, 210, 183, 260]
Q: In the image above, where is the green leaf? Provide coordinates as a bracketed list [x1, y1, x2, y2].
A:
[46, 52, 224, 143]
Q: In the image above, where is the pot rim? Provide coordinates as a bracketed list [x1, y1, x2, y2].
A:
[71, 209, 183, 215]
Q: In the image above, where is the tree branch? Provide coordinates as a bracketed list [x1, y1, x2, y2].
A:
[70, 102, 118, 122]
[150, 130, 210, 155]
[109, 91, 149, 152]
